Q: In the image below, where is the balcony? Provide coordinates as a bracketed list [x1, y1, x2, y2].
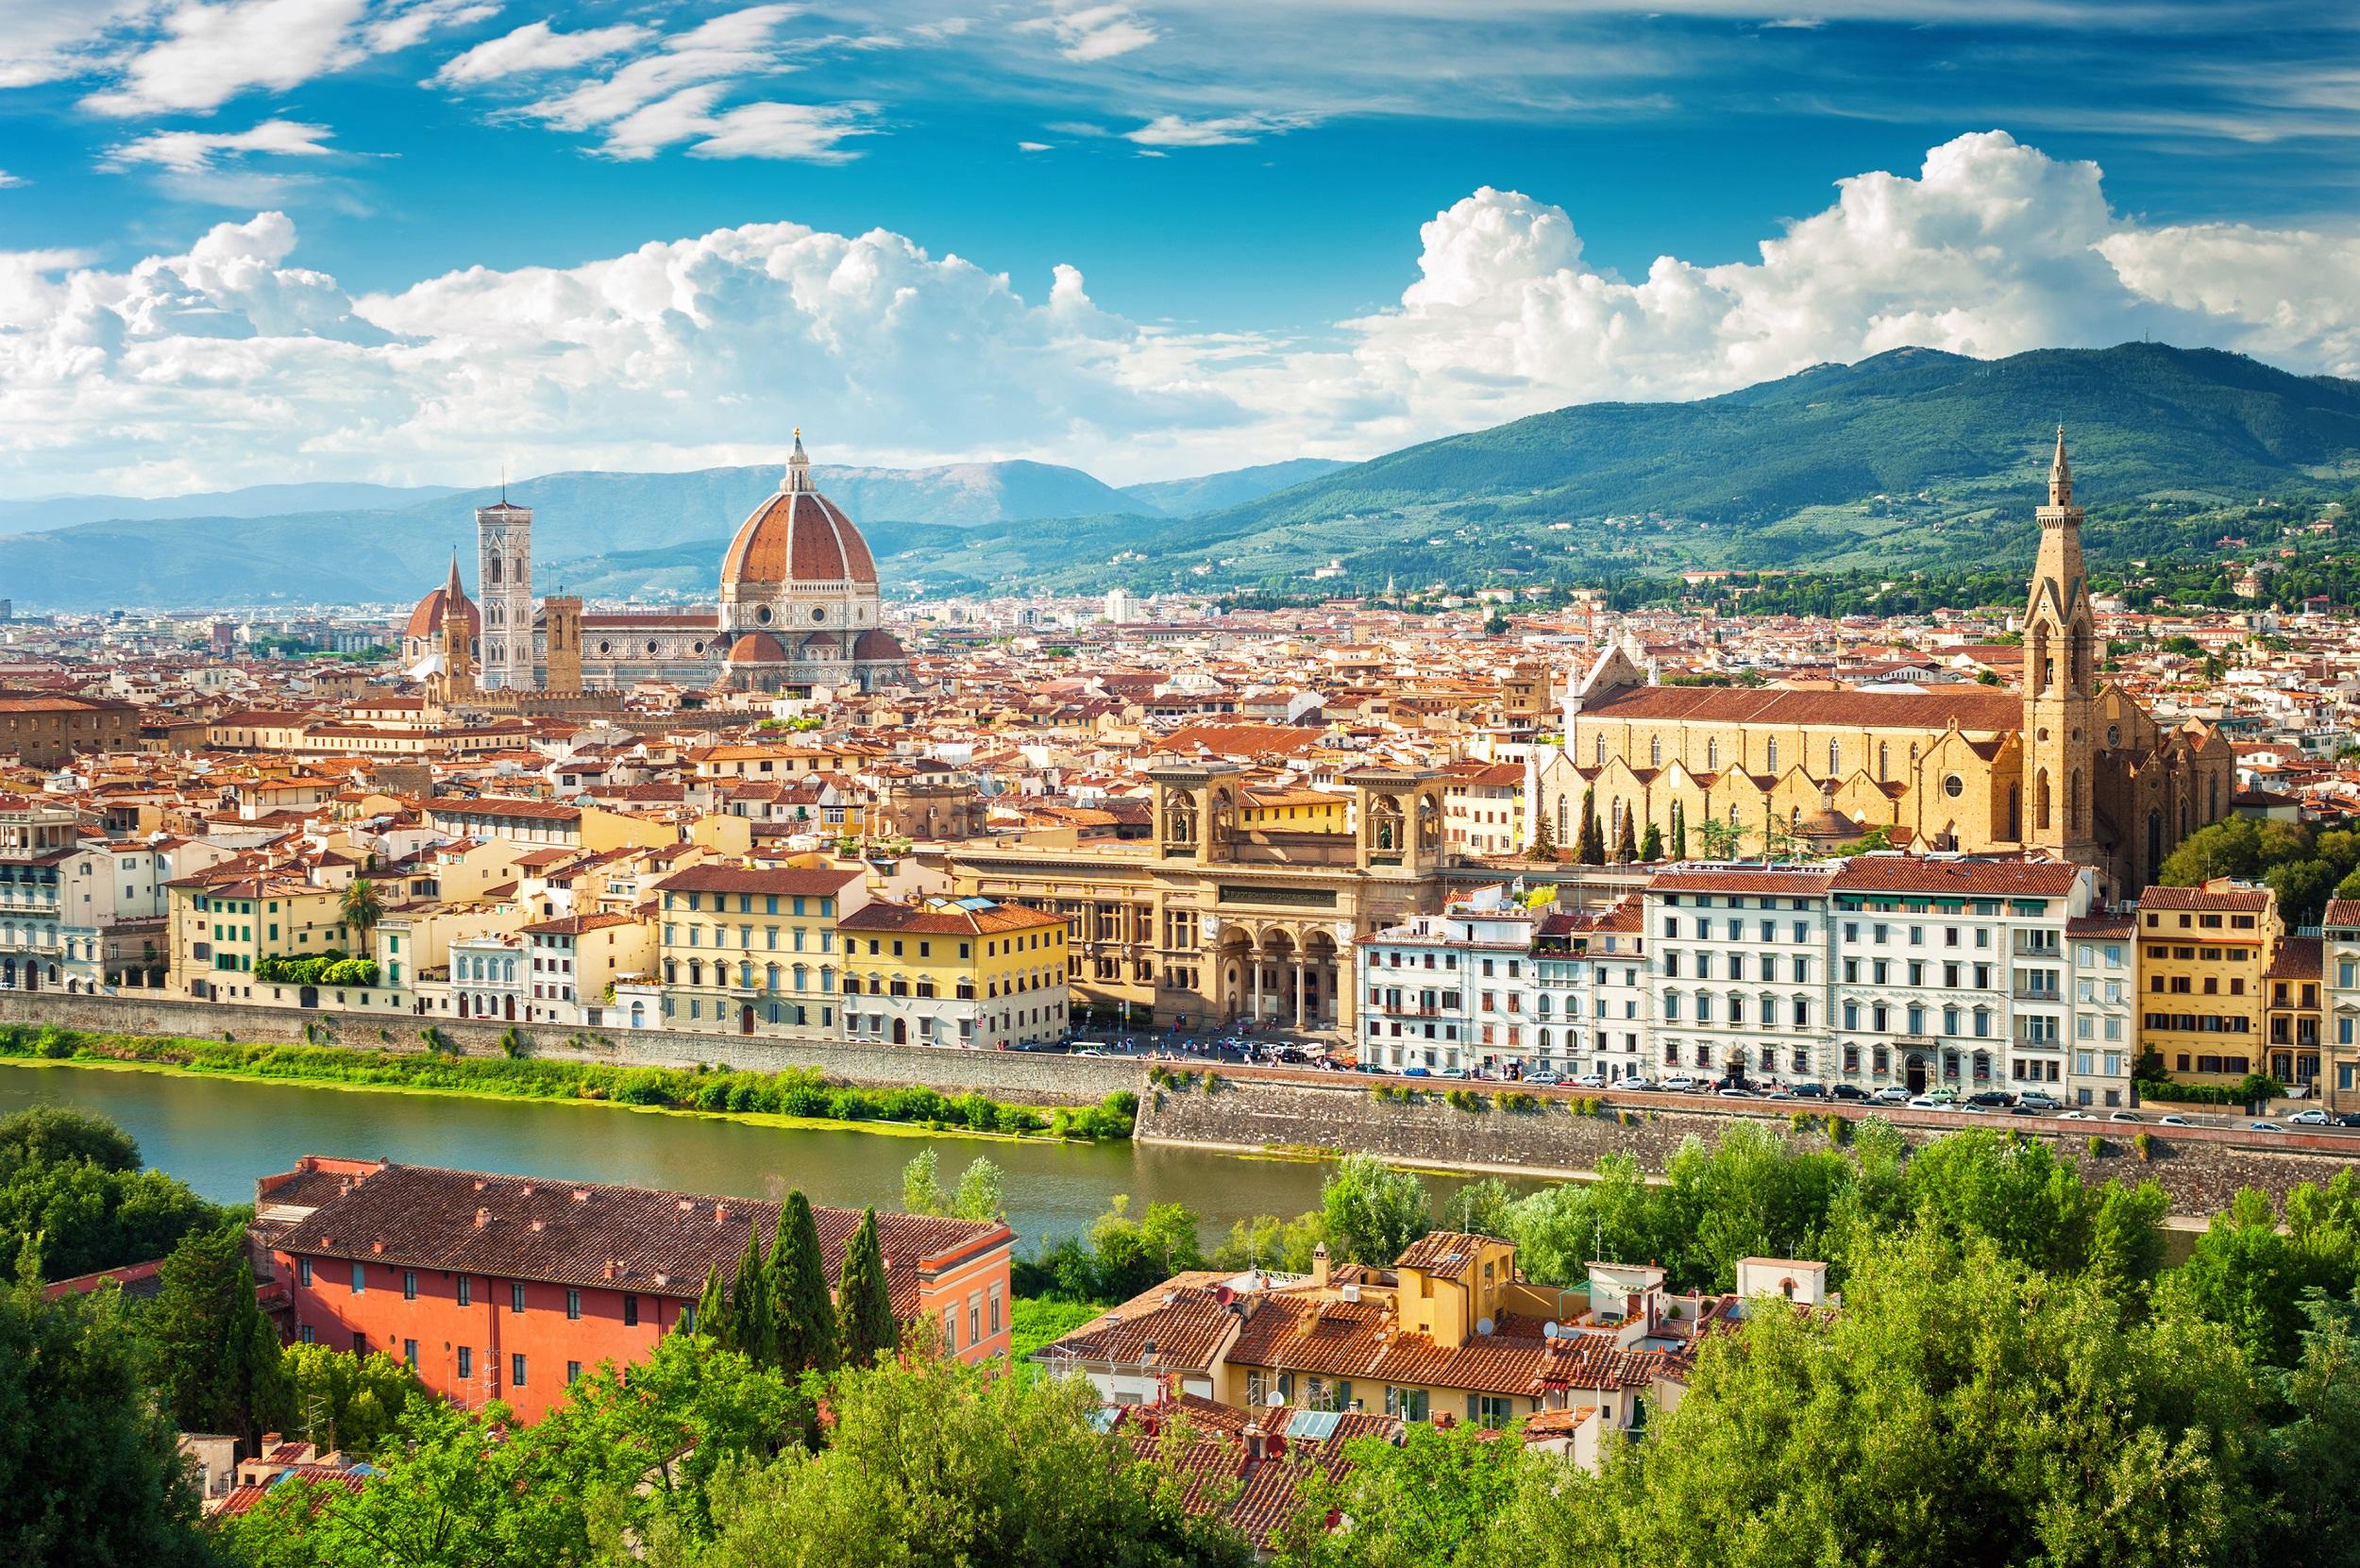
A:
[2013, 986, 2063, 1003]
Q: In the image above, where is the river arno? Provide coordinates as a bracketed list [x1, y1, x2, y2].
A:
[0, 1063, 1516, 1253]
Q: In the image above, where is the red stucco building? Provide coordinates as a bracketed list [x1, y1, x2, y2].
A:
[253, 1156, 1015, 1423]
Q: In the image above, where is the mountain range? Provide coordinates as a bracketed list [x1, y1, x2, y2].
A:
[6, 343, 2356, 611]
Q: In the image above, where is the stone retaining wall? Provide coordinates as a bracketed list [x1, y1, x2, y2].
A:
[1135, 1076, 2359, 1218]
[0, 991, 1140, 1106]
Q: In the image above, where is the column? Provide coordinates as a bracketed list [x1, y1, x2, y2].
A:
[1294, 961, 1306, 1029]
[1250, 953, 1262, 1022]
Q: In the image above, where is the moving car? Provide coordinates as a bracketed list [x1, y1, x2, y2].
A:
[2017, 1092, 2064, 1113]
[2248, 1120, 2284, 1132]
[1526, 1071, 1563, 1087]
[2287, 1108, 2332, 1126]
[1789, 1083, 1828, 1100]
[1436, 1067, 1469, 1080]
[1829, 1084, 1869, 1102]
[1572, 1071, 1607, 1088]
[1660, 1073, 1699, 1092]
[2158, 1114, 2191, 1126]
[1717, 1087, 1755, 1099]
[2057, 1110, 2097, 1121]
[1871, 1086, 1913, 1104]
[2108, 1111, 2143, 1123]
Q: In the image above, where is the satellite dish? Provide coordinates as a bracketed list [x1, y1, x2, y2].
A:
[1476, 1317, 1495, 1337]
[1542, 1321, 1559, 1340]
[1267, 1390, 1286, 1408]
[1213, 1284, 1236, 1307]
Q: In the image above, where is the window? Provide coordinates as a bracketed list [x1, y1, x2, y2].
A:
[988, 1283, 1003, 1336]
[457, 1276, 472, 1307]
[1386, 1386, 1429, 1421]
[403, 1269, 417, 1301]
[566, 1288, 582, 1321]
[458, 1346, 473, 1380]
[299, 1324, 315, 1344]
[624, 1295, 639, 1328]
[298, 1257, 312, 1288]
[1472, 1394, 1515, 1429]
[511, 1282, 526, 1314]
[350, 1261, 365, 1294]
[512, 1354, 527, 1388]
[568, 1361, 582, 1385]
[351, 1331, 366, 1354]
[404, 1339, 418, 1368]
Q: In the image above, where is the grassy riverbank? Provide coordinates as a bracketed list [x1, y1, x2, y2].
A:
[0, 1023, 1138, 1143]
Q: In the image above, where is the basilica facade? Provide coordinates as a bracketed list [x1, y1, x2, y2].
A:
[399, 433, 907, 696]
[1532, 435, 2233, 898]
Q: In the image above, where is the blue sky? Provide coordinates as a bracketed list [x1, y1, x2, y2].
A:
[1, 1, 2357, 495]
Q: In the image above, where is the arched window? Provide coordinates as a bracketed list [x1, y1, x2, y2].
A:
[1766, 739, 1779, 772]
[1706, 737, 1718, 770]
[1828, 739, 1840, 776]
[1878, 741, 1888, 780]
[1593, 735, 1606, 767]
[2034, 769, 2052, 832]
[1649, 735, 1662, 767]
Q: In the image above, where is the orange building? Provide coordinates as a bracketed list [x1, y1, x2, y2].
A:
[254, 1157, 1015, 1423]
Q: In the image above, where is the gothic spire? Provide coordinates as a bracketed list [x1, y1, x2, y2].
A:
[446, 549, 464, 600]
[2048, 425, 2072, 508]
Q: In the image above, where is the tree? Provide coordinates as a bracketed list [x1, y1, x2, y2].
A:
[1440, 1178, 1516, 1239]
[1669, 799, 1687, 861]
[0, 1272, 211, 1567]
[664, 1352, 1251, 1568]
[900, 1149, 947, 1217]
[1503, 1152, 1664, 1286]
[767, 1191, 836, 1376]
[2256, 1288, 2360, 1568]
[1275, 1414, 1528, 1568]
[1497, 1227, 2262, 1568]
[280, 1344, 427, 1458]
[148, 1221, 290, 1456]
[1614, 809, 1637, 865]
[1089, 1195, 1205, 1300]
[0, 1105, 140, 1174]
[1531, 814, 1557, 861]
[1638, 821, 1662, 862]
[337, 876, 384, 938]
[1208, 1211, 1329, 1275]
[730, 1227, 776, 1369]
[0, 1107, 219, 1281]
[697, 1265, 733, 1349]
[1321, 1155, 1430, 1267]
[1576, 787, 1605, 866]
[951, 1156, 1004, 1222]
[1696, 813, 1743, 860]
[835, 1209, 898, 1368]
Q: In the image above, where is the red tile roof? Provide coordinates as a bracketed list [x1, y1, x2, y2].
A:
[1582, 684, 2024, 732]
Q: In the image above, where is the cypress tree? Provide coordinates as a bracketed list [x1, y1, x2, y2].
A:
[768, 1190, 836, 1374]
[149, 1222, 288, 1457]
[835, 1208, 899, 1369]
[1671, 800, 1688, 861]
[730, 1227, 776, 1367]
[695, 1265, 731, 1347]
[1576, 786, 1605, 866]
[1639, 821, 1662, 862]
[1615, 809, 1637, 865]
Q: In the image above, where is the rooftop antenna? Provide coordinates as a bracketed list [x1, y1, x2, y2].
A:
[499, 460, 508, 506]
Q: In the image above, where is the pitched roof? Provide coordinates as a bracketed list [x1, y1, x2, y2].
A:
[1829, 857, 2084, 896]
[1582, 684, 2023, 732]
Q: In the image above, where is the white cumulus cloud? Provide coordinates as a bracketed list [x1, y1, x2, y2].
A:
[77, 0, 489, 117]
[1023, 2, 1159, 63]
[3, 131, 2358, 498]
[429, 20, 655, 86]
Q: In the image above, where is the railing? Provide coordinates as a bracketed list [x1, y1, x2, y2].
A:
[2013, 986, 2063, 1003]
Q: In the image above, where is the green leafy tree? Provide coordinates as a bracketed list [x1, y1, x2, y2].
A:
[1637, 821, 1662, 862]
[1208, 1211, 1329, 1275]
[280, 1344, 427, 1458]
[148, 1221, 290, 1455]
[834, 1208, 898, 1368]
[663, 1354, 1251, 1568]
[337, 877, 384, 937]
[1502, 1152, 1665, 1286]
[1275, 1415, 1528, 1568]
[767, 1191, 836, 1376]
[1088, 1195, 1205, 1300]
[900, 1149, 948, 1217]
[0, 1105, 140, 1173]
[1440, 1177, 1517, 1239]
[1320, 1155, 1430, 1267]
[2255, 1288, 2360, 1568]
[951, 1156, 1004, 1222]
[0, 1107, 219, 1281]
[0, 1272, 211, 1567]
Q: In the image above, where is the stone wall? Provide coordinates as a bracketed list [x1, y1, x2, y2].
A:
[0, 991, 1139, 1106]
[1135, 1076, 2360, 1218]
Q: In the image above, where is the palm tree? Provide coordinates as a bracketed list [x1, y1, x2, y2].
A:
[339, 878, 383, 944]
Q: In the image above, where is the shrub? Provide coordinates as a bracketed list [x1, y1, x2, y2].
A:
[497, 1027, 528, 1059]
[2086, 1134, 2105, 1157]
[1444, 1088, 1485, 1112]
[1498, 1091, 1542, 1113]
[2134, 1131, 2154, 1161]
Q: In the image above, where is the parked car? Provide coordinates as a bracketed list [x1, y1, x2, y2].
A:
[1660, 1073, 1699, 1092]
[1526, 1071, 1563, 1087]
[1922, 1087, 1960, 1105]
[2287, 1108, 2332, 1126]
[2158, 1114, 2191, 1126]
[1965, 1091, 2014, 1108]
[1275, 1047, 1309, 1065]
[1790, 1083, 1829, 1100]
[2335, 1113, 2360, 1130]
[1572, 1071, 1607, 1088]
[1436, 1067, 1469, 1080]
[1871, 1086, 1913, 1104]
[1829, 1084, 1869, 1102]
[1619, 1076, 1659, 1092]
[1402, 1066, 1431, 1078]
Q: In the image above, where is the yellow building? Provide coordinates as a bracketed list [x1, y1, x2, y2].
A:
[1238, 787, 1349, 834]
[1536, 437, 2232, 898]
[651, 863, 868, 1034]
[167, 871, 360, 1003]
[945, 765, 1457, 1035]
[838, 896, 1070, 1048]
[2135, 880, 2279, 1087]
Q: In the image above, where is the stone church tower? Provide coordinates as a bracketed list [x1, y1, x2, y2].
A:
[477, 496, 535, 690]
[427, 553, 475, 708]
[2023, 428, 2098, 867]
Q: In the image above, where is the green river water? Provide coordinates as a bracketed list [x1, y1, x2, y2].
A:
[0, 1062, 1512, 1252]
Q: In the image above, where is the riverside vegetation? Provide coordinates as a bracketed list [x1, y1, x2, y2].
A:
[16, 1106, 2360, 1563]
[0, 1023, 1139, 1142]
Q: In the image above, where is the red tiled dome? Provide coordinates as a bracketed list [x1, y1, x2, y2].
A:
[720, 489, 878, 590]
[851, 628, 904, 662]
[726, 631, 787, 664]
[403, 585, 478, 640]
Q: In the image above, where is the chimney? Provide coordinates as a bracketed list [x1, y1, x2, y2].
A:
[474, 1179, 486, 1191]
[474, 1207, 489, 1228]
[1311, 1242, 1331, 1290]
[370, 1240, 383, 1254]
[1242, 1423, 1267, 1463]
[530, 1219, 544, 1232]
[715, 1205, 730, 1222]
[572, 1189, 589, 1203]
